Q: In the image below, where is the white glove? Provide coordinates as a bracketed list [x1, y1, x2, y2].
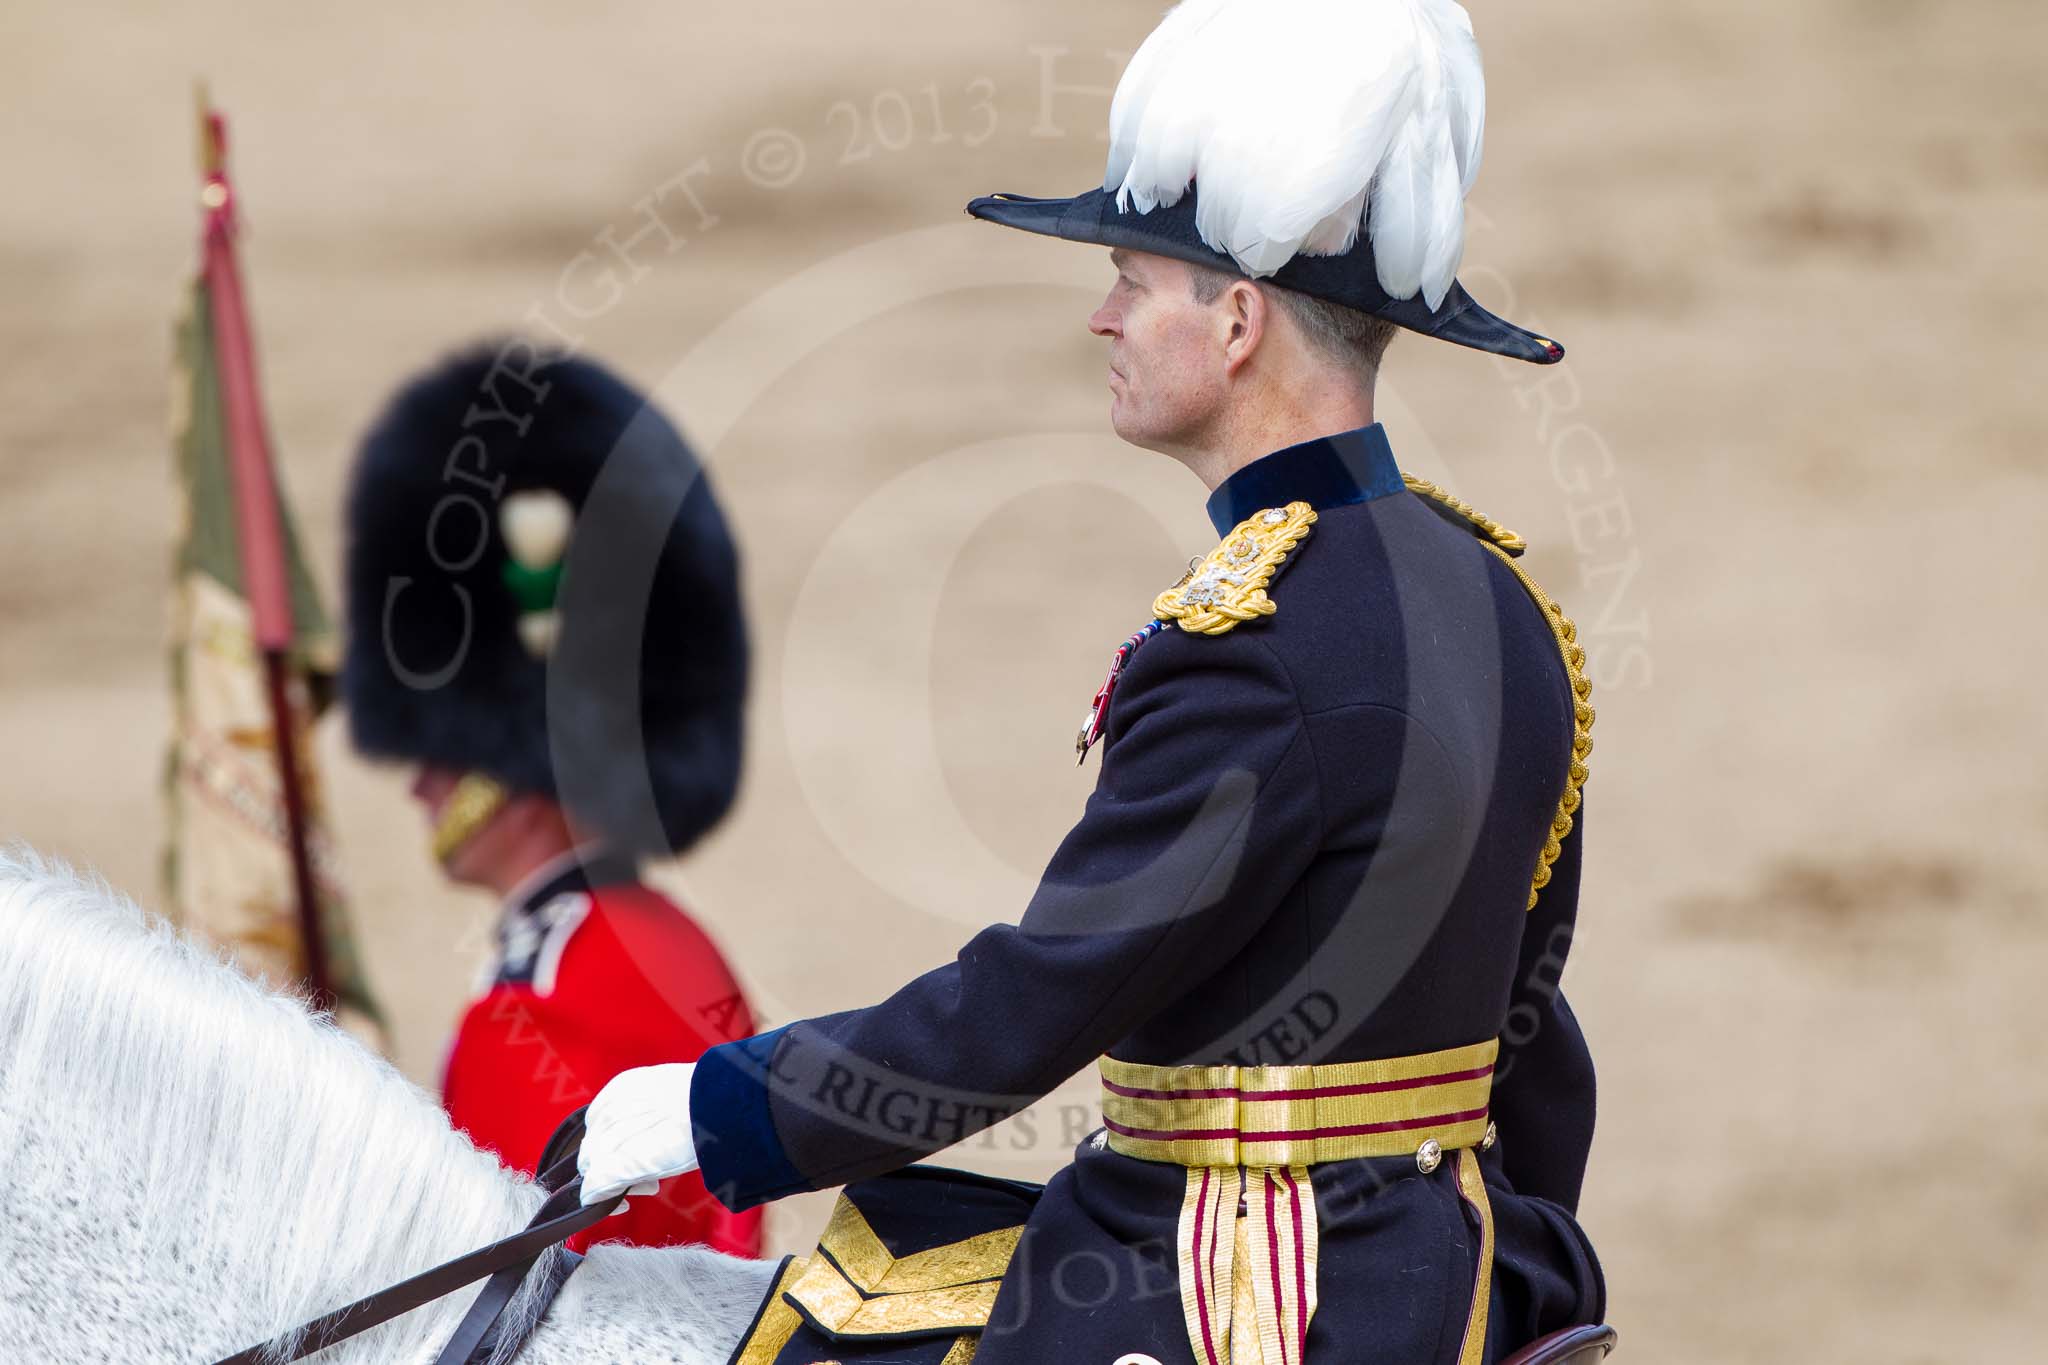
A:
[578, 1062, 701, 1205]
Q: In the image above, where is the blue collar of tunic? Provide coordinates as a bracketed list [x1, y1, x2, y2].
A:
[1205, 423, 1406, 536]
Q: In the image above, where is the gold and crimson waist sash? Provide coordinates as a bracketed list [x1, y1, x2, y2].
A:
[1098, 1039, 1501, 1365]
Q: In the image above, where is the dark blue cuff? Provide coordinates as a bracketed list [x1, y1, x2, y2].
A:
[691, 1025, 809, 1212]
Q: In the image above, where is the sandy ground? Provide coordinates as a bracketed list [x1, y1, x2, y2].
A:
[3, 1, 2046, 1359]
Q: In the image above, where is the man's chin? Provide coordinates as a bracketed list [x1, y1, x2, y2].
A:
[1108, 405, 1173, 455]
[1107, 401, 1144, 446]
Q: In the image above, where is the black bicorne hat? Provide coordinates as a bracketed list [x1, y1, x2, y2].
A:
[342, 345, 747, 857]
[966, 188, 1562, 366]
[967, 0, 1560, 366]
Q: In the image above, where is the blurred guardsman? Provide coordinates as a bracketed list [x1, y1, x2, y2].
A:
[342, 346, 761, 1257]
[583, 0, 1607, 1359]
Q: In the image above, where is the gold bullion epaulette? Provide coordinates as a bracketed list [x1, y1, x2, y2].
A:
[1153, 501, 1317, 636]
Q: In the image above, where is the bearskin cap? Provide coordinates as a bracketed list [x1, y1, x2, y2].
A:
[342, 342, 747, 857]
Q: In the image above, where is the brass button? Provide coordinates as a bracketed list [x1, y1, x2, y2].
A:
[1415, 1138, 1443, 1174]
[1481, 1122, 1498, 1151]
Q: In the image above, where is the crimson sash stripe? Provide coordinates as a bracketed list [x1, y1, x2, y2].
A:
[1105, 1105, 1489, 1145]
[1192, 1168, 1220, 1365]
[1103, 1063, 1493, 1103]
[1283, 1167, 1309, 1360]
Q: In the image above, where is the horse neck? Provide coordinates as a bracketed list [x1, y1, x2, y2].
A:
[3, 1096, 770, 1365]
[0, 996, 551, 1360]
[0, 856, 502, 1359]
[0, 855, 769, 1364]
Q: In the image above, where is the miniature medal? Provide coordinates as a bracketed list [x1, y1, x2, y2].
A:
[1076, 621, 1166, 763]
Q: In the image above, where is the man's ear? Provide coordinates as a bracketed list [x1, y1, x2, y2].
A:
[1221, 279, 1267, 377]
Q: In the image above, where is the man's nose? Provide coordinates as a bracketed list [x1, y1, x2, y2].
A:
[1088, 302, 1119, 338]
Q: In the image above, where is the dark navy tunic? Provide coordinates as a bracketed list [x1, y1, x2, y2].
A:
[695, 425, 1604, 1362]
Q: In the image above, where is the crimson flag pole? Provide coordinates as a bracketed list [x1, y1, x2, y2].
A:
[195, 97, 334, 1013]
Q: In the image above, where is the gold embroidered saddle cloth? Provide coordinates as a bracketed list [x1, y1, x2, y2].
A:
[1099, 1038, 1503, 1365]
[727, 1166, 1036, 1365]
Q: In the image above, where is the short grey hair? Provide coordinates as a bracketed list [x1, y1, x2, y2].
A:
[1189, 263, 1399, 386]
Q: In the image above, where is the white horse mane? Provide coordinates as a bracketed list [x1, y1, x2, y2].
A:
[0, 848, 770, 1364]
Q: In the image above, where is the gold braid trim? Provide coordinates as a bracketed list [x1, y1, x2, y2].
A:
[786, 1255, 1001, 1336]
[814, 1197, 1020, 1294]
[779, 1193, 1020, 1340]
[1404, 477, 1593, 911]
[1402, 474, 1527, 554]
[1452, 1148, 1497, 1365]
[732, 1256, 810, 1365]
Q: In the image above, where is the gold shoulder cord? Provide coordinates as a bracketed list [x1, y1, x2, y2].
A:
[1404, 476, 1594, 911]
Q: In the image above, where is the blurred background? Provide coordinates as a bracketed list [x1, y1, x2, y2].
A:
[3, 1, 2044, 1359]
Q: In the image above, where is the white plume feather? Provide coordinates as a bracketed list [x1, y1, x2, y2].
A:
[1104, 0, 1487, 310]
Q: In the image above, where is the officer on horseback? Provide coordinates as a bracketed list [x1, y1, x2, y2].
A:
[343, 346, 764, 1259]
[580, 1, 1608, 1359]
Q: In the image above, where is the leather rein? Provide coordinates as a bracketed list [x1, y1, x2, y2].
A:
[210, 1108, 616, 1365]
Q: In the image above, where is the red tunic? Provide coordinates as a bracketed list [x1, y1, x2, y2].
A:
[441, 856, 763, 1256]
